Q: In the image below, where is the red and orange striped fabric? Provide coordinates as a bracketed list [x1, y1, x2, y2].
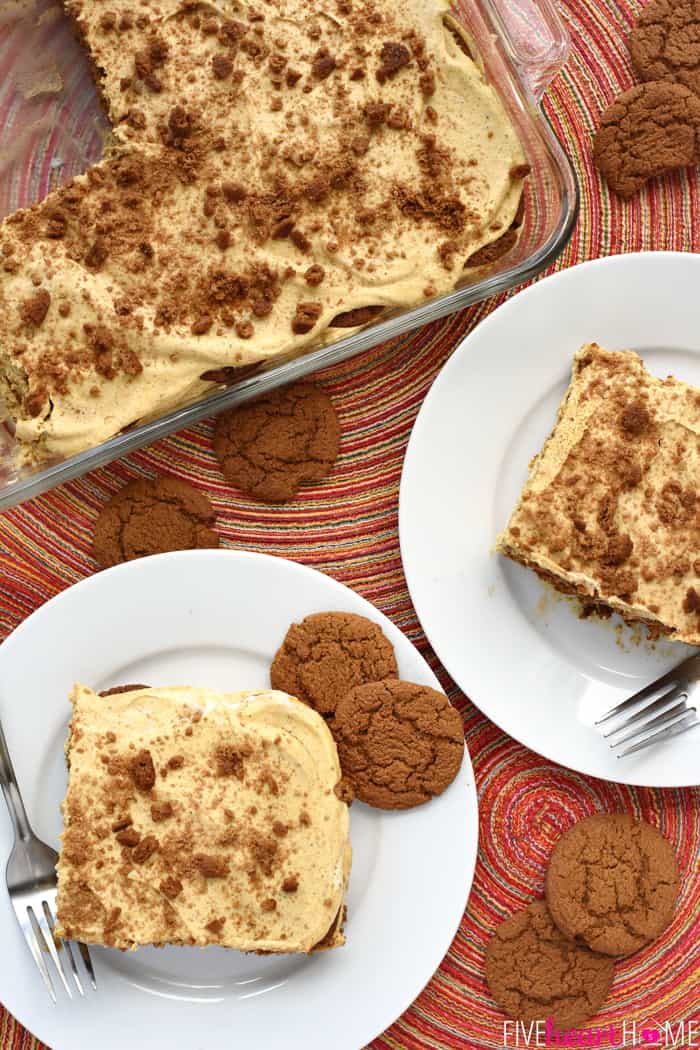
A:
[2, 0, 700, 1046]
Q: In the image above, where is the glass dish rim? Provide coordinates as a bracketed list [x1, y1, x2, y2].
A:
[0, 0, 580, 511]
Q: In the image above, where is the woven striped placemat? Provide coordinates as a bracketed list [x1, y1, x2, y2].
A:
[2, 0, 700, 1046]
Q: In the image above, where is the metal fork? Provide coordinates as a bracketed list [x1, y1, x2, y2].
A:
[0, 717, 96, 1001]
[596, 652, 700, 758]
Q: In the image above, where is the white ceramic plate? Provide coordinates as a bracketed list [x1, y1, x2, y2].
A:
[400, 251, 700, 788]
[0, 549, 477, 1050]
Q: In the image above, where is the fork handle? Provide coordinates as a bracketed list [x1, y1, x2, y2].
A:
[0, 718, 33, 843]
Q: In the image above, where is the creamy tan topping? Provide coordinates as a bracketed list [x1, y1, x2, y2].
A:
[497, 343, 700, 646]
[55, 684, 351, 952]
[0, 0, 525, 462]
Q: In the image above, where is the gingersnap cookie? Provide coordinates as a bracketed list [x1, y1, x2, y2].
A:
[465, 228, 518, 268]
[270, 611, 397, 719]
[99, 684, 150, 696]
[212, 382, 340, 503]
[545, 813, 679, 957]
[329, 305, 385, 328]
[630, 0, 700, 97]
[93, 476, 219, 568]
[332, 679, 464, 809]
[485, 901, 614, 1028]
[465, 193, 525, 268]
[593, 81, 700, 197]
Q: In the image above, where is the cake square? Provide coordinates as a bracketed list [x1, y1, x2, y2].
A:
[497, 343, 700, 645]
[55, 684, 351, 952]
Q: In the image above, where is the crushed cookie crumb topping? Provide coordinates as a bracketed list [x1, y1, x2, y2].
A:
[130, 749, 156, 791]
[376, 40, 411, 83]
[20, 289, 51, 327]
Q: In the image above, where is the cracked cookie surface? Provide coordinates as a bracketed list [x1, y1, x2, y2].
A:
[593, 81, 700, 197]
[270, 611, 397, 719]
[332, 679, 463, 809]
[93, 476, 219, 567]
[630, 0, 700, 97]
[213, 382, 340, 503]
[545, 813, 679, 957]
[485, 901, 614, 1028]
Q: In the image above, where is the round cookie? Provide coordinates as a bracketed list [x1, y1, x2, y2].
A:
[212, 382, 340, 503]
[593, 81, 700, 197]
[630, 0, 700, 98]
[270, 611, 397, 718]
[93, 476, 219, 568]
[545, 813, 679, 957]
[485, 901, 614, 1028]
[332, 679, 464, 809]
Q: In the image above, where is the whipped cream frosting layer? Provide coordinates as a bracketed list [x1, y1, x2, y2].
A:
[56, 684, 351, 951]
[0, 0, 525, 462]
[497, 343, 700, 645]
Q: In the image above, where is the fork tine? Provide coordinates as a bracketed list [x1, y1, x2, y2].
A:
[60, 937, 85, 996]
[604, 688, 688, 739]
[600, 680, 680, 739]
[35, 907, 70, 995]
[41, 902, 79, 998]
[607, 698, 690, 747]
[617, 711, 700, 758]
[22, 908, 56, 1003]
[595, 673, 681, 726]
[78, 941, 97, 990]
[31, 902, 72, 999]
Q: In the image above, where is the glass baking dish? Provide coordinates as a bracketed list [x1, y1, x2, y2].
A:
[0, 0, 578, 509]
